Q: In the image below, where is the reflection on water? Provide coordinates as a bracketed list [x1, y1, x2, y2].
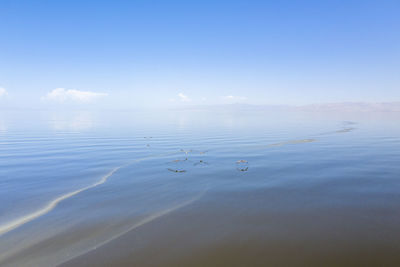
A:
[48, 111, 96, 132]
[0, 121, 6, 134]
[0, 113, 7, 134]
[0, 109, 400, 266]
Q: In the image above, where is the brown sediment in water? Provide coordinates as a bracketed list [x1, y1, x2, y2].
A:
[318, 128, 356, 136]
[170, 159, 187, 163]
[336, 127, 356, 133]
[60, 191, 400, 267]
[317, 122, 358, 136]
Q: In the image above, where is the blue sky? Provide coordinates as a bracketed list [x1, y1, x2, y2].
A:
[0, 0, 399, 109]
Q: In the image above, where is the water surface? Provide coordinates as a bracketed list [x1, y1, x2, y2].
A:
[0, 108, 400, 266]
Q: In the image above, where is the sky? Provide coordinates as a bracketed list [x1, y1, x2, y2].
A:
[0, 0, 399, 109]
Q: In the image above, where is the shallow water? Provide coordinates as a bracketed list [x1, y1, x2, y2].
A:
[0, 108, 400, 266]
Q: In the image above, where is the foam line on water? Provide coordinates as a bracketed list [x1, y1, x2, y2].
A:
[0, 167, 121, 237]
[0, 151, 181, 237]
[244, 124, 358, 151]
[268, 139, 317, 147]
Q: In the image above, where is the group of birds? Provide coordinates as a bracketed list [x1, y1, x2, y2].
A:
[143, 141, 249, 174]
[166, 151, 249, 173]
[144, 121, 357, 175]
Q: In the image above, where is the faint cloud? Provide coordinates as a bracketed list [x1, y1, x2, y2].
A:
[178, 93, 191, 102]
[42, 88, 108, 103]
[0, 87, 8, 98]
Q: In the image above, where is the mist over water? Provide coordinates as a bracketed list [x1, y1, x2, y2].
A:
[0, 108, 400, 266]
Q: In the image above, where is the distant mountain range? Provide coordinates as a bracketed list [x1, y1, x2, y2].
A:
[295, 102, 400, 112]
[179, 102, 400, 112]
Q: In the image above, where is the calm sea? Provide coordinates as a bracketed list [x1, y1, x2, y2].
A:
[0, 108, 399, 266]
